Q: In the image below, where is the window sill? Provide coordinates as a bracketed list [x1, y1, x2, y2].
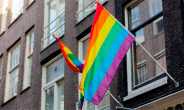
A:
[20, 86, 31, 94]
[26, 0, 36, 10]
[124, 74, 168, 101]
[0, 30, 5, 37]
[8, 13, 23, 29]
[2, 95, 17, 106]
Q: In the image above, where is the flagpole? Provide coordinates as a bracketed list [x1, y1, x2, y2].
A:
[107, 90, 135, 110]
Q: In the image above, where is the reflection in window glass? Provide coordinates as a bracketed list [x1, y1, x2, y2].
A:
[77, 0, 107, 21]
[11, 0, 23, 21]
[43, 0, 65, 49]
[43, 57, 64, 110]
[45, 87, 54, 110]
[47, 58, 64, 82]
[128, 0, 166, 87]
[58, 81, 64, 110]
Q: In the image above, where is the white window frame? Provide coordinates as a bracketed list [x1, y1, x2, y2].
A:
[43, 0, 65, 49]
[4, 43, 20, 102]
[23, 30, 35, 90]
[10, 0, 24, 22]
[124, 0, 168, 101]
[77, 0, 107, 22]
[0, 0, 8, 33]
[78, 34, 110, 110]
[41, 55, 64, 110]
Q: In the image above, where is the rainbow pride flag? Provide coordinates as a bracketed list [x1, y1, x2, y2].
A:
[53, 34, 84, 73]
[80, 2, 135, 105]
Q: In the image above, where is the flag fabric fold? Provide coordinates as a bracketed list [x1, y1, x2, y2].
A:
[53, 34, 84, 73]
[79, 2, 135, 105]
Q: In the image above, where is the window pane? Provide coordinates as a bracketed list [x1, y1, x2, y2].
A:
[46, 58, 64, 83]
[133, 20, 165, 86]
[23, 30, 34, 89]
[128, 0, 163, 29]
[128, 0, 165, 87]
[77, 0, 107, 21]
[57, 80, 64, 110]
[9, 68, 18, 96]
[45, 87, 54, 110]
[11, 0, 23, 20]
[10, 45, 20, 70]
[155, 55, 166, 75]
[43, 0, 65, 48]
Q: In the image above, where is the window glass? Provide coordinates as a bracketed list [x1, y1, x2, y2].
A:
[23, 30, 35, 89]
[43, 0, 65, 49]
[0, 0, 8, 32]
[5, 43, 20, 101]
[128, 0, 163, 30]
[11, 0, 24, 21]
[43, 57, 64, 110]
[155, 55, 166, 75]
[45, 87, 54, 110]
[46, 57, 64, 82]
[127, 0, 166, 87]
[58, 80, 64, 110]
[77, 0, 107, 21]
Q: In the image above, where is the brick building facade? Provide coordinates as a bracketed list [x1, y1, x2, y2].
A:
[0, 0, 184, 110]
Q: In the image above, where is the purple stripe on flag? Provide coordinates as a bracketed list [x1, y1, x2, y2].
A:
[92, 35, 134, 104]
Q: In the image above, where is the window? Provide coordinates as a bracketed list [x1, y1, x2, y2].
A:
[135, 61, 147, 85]
[10, 0, 24, 22]
[125, 0, 167, 100]
[4, 43, 20, 101]
[43, 0, 65, 49]
[78, 34, 110, 110]
[0, 56, 3, 80]
[42, 56, 64, 110]
[0, 0, 8, 33]
[23, 30, 35, 90]
[149, 0, 163, 17]
[77, 0, 107, 22]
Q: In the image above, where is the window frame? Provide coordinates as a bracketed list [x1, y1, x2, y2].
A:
[41, 55, 64, 110]
[124, 0, 168, 101]
[77, 0, 108, 22]
[22, 29, 35, 90]
[42, 0, 65, 49]
[4, 42, 20, 102]
[10, 0, 24, 23]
